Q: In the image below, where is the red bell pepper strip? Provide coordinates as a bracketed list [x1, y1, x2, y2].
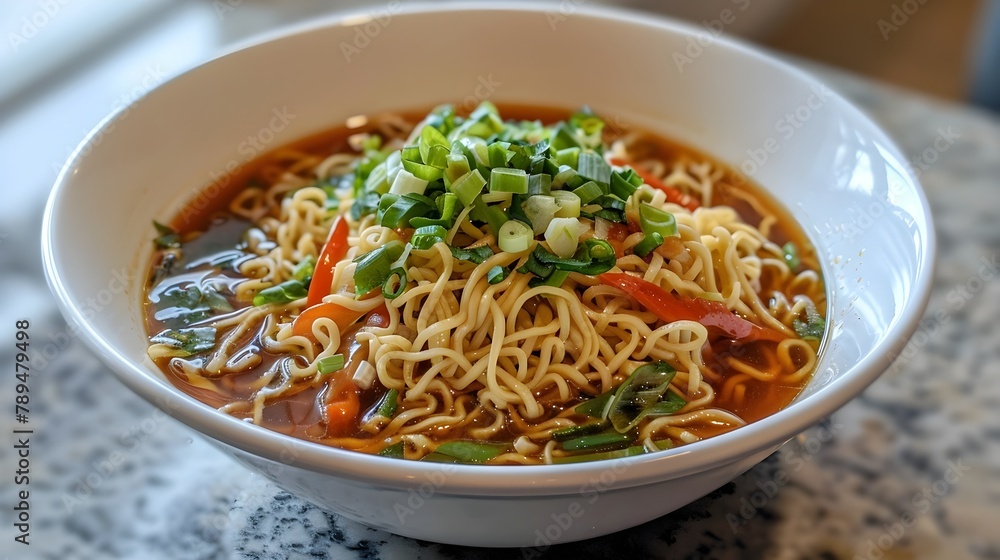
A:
[609, 157, 700, 212]
[598, 273, 786, 343]
[307, 216, 350, 308]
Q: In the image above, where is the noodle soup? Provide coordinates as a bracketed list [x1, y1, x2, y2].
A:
[144, 104, 826, 465]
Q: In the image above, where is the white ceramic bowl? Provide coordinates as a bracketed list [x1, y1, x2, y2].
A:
[42, 3, 934, 547]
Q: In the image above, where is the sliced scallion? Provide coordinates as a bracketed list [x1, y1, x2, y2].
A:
[572, 181, 604, 205]
[489, 167, 529, 194]
[389, 168, 430, 196]
[410, 225, 449, 250]
[487, 265, 508, 285]
[522, 195, 558, 235]
[632, 232, 664, 258]
[498, 219, 534, 254]
[544, 217, 584, 258]
[639, 204, 678, 238]
[382, 267, 407, 299]
[253, 280, 308, 306]
[449, 169, 487, 207]
[317, 353, 346, 374]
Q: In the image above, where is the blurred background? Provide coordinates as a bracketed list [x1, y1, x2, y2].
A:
[0, 0, 995, 115]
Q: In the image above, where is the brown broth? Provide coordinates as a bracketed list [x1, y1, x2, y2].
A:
[146, 103, 824, 458]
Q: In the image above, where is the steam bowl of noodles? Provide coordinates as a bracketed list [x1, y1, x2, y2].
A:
[42, 4, 934, 547]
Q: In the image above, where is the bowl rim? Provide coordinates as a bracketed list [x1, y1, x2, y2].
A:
[42, 1, 936, 496]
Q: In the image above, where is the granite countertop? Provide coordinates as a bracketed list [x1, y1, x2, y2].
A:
[2, 12, 999, 560]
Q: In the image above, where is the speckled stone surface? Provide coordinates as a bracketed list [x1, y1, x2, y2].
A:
[2, 66, 998, 560]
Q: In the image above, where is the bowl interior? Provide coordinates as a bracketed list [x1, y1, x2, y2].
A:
[43, 4, 933, 492]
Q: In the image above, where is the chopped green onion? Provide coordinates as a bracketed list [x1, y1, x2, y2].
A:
[401, 145, 421, 162]
[433, 441, 507, 463]
[400, 159, 443, 182]
[606, 362, 677, 433]
[489, 167, 529, 194]
[382, 267, 407, 299]
[480, 203, 510, 237]
[577, 152, 612, 187]
[528, 238, 617, 276]
[517, 252, 555, 279]
[378, 441, 405, 458]
[317, 353, 346, 374]
[423, 144, 450, 169]
[481, 191, 513, 204]
[552, 190, 581, 218]
[379, 193, 435, 229]
[498, 219, 534, 253]
[560, 430, 635, 452]
[410, 225, 449, 250]
[632, 232, 664, 258]
[292, 255, 316, 281]
[555, 147, 580, 168]
[552, 445, 645, 464]
[450, 245, 494, 265]
[527, 173, 552, 196]
[610, 169, 641, 200]
[150, 327, 216, 357]
[550, 122, 580, 151]
[389, 168, 430, 195]
[419, 125, 450, 164]
[376, 389, 399, 418]
[783, 241, 800, 271]
[253, 280, 308, 306]
[639, 204, 678, 238]
[544, 217, 584, 258]
[488, 141, 511, 169]
[532, 269, 571, 287]
[445, 153, 472, 185]
[449, 169, 487, 207]
[646, 392, 687, 416]
[487, 265, 508, 285]
[595, 195, 627, 212]
[572, 181, 604, 205]
[353, 241, 405, 297]
[523, 195, 558, 235]
[552, 165, 578, 189]
[575, 391, 614, 417]
[421, 452, 462, 463]
[551, 422, 605, 442]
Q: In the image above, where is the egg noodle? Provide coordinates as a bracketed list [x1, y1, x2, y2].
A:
[146, 104, 825, 465]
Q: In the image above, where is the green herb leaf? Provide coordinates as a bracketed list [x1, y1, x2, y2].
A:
[150, 327, 216, 357]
